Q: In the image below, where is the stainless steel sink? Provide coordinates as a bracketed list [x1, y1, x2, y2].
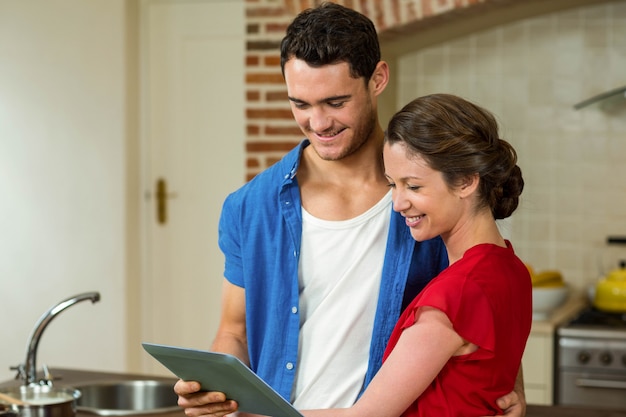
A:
[75, 380, 180, 416]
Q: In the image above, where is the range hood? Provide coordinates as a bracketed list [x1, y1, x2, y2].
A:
[574, 85, 626, 110]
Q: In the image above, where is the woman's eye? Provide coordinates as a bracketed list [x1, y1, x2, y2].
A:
[386, 182, 396, 189]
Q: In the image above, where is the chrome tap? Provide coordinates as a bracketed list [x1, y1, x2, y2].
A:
[18, 291, 101, 385]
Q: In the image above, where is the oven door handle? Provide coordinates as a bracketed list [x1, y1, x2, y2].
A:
[576, 378, 626, 390]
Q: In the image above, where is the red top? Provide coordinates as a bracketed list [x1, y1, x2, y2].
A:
[383, 241, 532, 417]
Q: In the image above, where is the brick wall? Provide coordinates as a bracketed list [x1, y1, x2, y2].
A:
[243, 0, 492, 180]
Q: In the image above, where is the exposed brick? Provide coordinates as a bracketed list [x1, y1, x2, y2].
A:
[247, 40, 283, 51]
[246, 72, 286, 84]
[246, 157, 261, 168]
[247, 124, 261, 135]
[247, 7, 289, 18]
[247, 141, 300, 152]
[423, 0, 433, 18]
[266, 90, 288, 101]
[247, 90, 261, 101]
[246, 55, 260, 66]
[265, 125, 301, 135]
[247, 108, 294, 119]
[264, 55, 282, 67]
[266, 22, 290, 34]
[246, 23, 260, 34]
[265, 156, 283, 167]
[283, 0, 295, 13]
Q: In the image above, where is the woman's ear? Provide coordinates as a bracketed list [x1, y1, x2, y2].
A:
[458, 174, 480, 199]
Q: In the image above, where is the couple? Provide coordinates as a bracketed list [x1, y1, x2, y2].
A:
[176, 3, 531, 417]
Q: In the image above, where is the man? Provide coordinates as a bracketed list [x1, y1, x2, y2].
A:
[175, 3, 526, 416]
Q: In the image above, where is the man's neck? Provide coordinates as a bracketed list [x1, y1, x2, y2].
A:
[298, 131, 390, 220]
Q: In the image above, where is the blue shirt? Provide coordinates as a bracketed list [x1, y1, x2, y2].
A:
[218, 140, 448, 401]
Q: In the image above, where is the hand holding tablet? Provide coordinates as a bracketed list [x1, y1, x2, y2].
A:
[142, 342, 304, 417]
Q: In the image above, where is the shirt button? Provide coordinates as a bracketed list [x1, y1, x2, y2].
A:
[286, 362, 294, 370]
[291, 306, 298, 314]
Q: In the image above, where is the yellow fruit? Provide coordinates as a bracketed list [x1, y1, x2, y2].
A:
[534, 280, 566, 288]
[532, 270, 564, 287]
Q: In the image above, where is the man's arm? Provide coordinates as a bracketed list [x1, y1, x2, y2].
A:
[211, 280, 249, 361]
[492, 366, 526, 417]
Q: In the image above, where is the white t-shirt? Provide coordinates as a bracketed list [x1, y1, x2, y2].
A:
[292, 191, 392, 408]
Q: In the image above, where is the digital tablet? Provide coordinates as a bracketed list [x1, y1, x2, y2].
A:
[142, 342, 304, 417]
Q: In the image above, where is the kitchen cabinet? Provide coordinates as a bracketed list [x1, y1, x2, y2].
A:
[522, 293, 587, 405]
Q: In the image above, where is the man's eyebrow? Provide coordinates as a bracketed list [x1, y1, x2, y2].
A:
[288, 94, 352, 104]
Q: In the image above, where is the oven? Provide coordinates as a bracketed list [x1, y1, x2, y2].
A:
[555, 308, 626, 410]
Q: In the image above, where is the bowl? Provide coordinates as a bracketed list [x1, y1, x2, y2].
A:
[74, 380, 179, 416]
[0, 385, 80, 417]
[532, 285, 570, 320]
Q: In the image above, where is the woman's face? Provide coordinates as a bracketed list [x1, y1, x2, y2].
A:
[383, 142, 467, 242]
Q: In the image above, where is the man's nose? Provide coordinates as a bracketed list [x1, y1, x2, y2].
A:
[308, 107, 332, 133]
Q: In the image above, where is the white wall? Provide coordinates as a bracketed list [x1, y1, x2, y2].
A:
[0, 0, 128, 382]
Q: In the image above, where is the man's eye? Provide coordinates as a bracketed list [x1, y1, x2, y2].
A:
[328, 101, 345, 108]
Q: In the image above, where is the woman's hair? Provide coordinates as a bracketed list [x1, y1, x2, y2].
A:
[280, 2, 380, 81]
[385, 94, 524, 220]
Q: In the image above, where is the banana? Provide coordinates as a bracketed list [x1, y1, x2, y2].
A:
[532, 270, 565, 287]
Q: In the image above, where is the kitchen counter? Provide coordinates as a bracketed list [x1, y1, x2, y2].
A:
[530, 290, 588, 334]
[2, 368, 626, 417]
[522, 291, 588, 405]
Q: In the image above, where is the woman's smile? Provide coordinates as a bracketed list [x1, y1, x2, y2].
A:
[404, 214, 424, 227]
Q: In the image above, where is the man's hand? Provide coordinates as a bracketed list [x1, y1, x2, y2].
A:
[487, 367, 526, 417]
[174, 380, 238, 417]
[495, 389, 526, 416]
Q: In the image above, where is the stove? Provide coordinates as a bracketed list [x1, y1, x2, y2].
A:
[555, 307, 626, 410]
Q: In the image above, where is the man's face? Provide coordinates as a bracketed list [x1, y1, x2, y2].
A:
[284, 59, 378, 161]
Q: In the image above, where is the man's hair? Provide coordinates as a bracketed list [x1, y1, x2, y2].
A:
[280, 2, 381, 80]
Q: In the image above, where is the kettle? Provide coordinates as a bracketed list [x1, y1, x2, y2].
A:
[593, 260, 626, 313]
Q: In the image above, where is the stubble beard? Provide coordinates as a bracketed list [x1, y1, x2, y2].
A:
[312, 109, 378, 162]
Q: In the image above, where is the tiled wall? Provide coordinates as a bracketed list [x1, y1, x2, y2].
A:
[244, 0, 626, 290]
[397, 0, 626, 289]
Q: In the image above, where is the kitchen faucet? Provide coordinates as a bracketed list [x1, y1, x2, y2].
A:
[15, 291, 101, 386]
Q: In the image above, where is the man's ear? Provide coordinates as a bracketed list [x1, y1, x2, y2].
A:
[370, 61, 389, 96]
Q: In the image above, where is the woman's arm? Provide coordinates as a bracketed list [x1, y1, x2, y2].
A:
[302, 307, 465, 417]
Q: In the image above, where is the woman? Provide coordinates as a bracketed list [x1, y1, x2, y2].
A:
[303, 94, 532, 417]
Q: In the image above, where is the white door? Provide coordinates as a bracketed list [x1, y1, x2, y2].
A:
[139, 0, 245, 375]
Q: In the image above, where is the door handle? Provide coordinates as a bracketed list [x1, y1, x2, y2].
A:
[156, 178, 176, 225]
[576, 378, 626, 390]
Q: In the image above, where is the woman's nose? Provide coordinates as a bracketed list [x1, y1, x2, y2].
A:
[391, 189, 410, 213]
